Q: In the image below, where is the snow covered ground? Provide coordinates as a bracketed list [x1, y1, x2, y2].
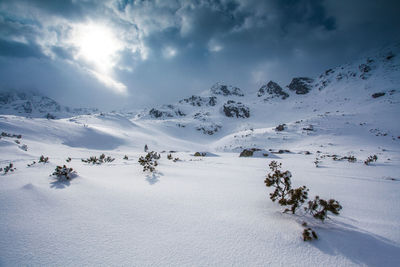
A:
[1, 44, 400, 266]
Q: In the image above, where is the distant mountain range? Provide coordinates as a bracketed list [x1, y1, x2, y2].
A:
[1, 43, 399, 147]
[0, 91, 98, 118]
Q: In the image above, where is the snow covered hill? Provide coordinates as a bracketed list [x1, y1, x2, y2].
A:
[0, 44, 400, 266]
[0, 91, 98, 118]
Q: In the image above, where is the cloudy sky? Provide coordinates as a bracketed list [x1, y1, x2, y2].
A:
[0, 0, 399, 109]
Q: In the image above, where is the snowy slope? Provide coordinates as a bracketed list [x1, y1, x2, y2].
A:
[0, 44, 400, 266]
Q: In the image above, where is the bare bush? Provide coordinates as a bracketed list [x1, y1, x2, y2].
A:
[1, 163, 16, 174]
[52, 165, 77, 180]
[364, 155, 378, 165]
[82, 154, 115, 164]
[138, 151, 161, 172]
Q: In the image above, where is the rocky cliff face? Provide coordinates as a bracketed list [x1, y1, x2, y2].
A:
[210, 83, 244, 97]
[287, 77, 314, 94]
[257, 81, 289, 100]
[222, 100, 250, 118]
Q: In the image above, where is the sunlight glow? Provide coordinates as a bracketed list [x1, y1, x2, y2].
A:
[71, 22, 127, 94]
[73, 23, 122, 71]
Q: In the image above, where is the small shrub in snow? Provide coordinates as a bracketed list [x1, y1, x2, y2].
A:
[39, 155, 49, 163]
[275, 124, 286, 131]
[138, 151, 160, 172]
[264, 161, 342, 241]
[27, 161, 36, 167]
[1, 132, 22, 139]
[14, 140, 20, 144]
[305, 196, 342, 222]
[314, 157, 321, 167]
[1, 163, 16, 174]
[144, 144, 148, 152]
[46, 113, 56, 119]
[345, 155, 357, 163]
[52, 165, 77, 180]
[302, 125, 314, 131]
[364, 155, 378, 165]
[123, 155, 129, 160]
[264, 161, 309, 214]
[371, 92, 385, 98]
[29, 155, 49, 166]
[302, 223, 318, 242]
[66, 157, 72, 162]
[332, 155, 357, 162]
[82, 154, 115, 164]
[167, 153, 180, 162]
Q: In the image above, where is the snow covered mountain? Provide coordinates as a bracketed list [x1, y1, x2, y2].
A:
[131, 43, 399, 153]
[0, 91, 98, 118]
[1, 44, 400, 266]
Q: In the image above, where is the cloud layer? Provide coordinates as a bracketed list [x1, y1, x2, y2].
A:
[0, 0, 399, 109]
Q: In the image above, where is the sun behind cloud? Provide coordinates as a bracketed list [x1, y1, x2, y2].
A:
[70, 22, 127, 94]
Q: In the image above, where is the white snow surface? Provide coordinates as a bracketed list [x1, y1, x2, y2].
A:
[1, 44, 400, 266]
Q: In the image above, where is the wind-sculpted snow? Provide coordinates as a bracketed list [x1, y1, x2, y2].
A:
[62, 127, 125, 150]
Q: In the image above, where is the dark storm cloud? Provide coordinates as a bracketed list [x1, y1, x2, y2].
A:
[0, 0, 399, 109]
[275, 0, 336, 31]
[0, 39, 45, 58]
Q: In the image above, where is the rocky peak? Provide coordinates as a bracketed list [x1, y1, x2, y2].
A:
[287, 77, 314, 94]
[222, 100, 250, 118]
[179, 95, 217, 106]
[257, 81, 289, 100]
[210, 83, 244, 97]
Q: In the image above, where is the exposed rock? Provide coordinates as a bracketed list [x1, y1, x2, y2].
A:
[222, 100, 250, 118]
[23, 101, 33, 113]
[359, 64, 371, 73]
[239, 148, 272, 158]
[179, 95, 217, 106]
[149, 105, 185, 119]
[193, 112, 210, 122]
[270, 149, 291, 154]
[211, 83, 244, 97]
[196, 123, 222, 135]
[239, 149, 255, 157]
[257, 81, 289, 100]
[372, 92, 385, 98]
[46, 113, 56, 119]
[359, 63, 374, 79]
[149, 108, 173, 118]
[275, 124, 286, 131]
[386, 51, 395, 60]
[303, 125, 314, 131]
[287, 77, 314, 94]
